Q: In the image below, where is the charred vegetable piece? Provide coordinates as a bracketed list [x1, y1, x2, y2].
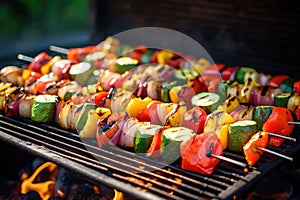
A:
[204, 111, 236, 150]
[134, 124, 162, 153]
[229, 105, 255, 121]
[243, 131, 268, 166]
[31, 94, 58, 123]
[217, 95, 240, 113]
[19, 95, 35, 118]
[182, 107, 207, 134]
[161, 127, 195, 163]
[110, 88, 132, 113]
[262, 107, 294, 147]
[191, 92, 220, 114]
[235, 67, 256, 83]
[76, 103, 98, 137]
[180, 132, 223, 175]
[252, 106, 273, 130]
[228, 120, 257, 152]
[238, 78, 261, 104]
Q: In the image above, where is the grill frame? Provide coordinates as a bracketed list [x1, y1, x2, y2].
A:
[1, 114, 299, 199]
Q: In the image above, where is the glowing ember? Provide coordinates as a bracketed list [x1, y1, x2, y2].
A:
[21, 162, 58, 200]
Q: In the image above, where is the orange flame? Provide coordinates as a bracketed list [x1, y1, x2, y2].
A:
[113, 189, 124, 200]
[21, 162, 58, 200]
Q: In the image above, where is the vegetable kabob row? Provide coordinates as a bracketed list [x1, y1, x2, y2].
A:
[0, 75, 296, 175]
[0, 39, 298, 175]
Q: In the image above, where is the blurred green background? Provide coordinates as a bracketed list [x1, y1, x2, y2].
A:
[0, 0, 89, 60]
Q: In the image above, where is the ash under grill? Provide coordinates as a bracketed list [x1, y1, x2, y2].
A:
[1, 114, 299, 199]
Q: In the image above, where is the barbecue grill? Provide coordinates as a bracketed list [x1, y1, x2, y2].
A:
[1, 0, 300, 199]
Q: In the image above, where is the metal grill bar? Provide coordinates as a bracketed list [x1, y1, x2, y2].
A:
[1, 114, 300, 199]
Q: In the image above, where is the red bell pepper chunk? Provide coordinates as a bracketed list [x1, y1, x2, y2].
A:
[146, 128, 163, 158]
[93, 91, 109, 107]
[180, 133, 223, 175]
[190, 76, 208, 94]
[182, 107, 207, 134]
[137, 100, 162, 123]
[293, 80, 300, 94]
[269, 75, 289, 88]
[243, 131, 269, 166]
[262, 107, 294, 147]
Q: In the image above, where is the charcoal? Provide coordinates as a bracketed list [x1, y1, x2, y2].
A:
[20, 191, 42, 200]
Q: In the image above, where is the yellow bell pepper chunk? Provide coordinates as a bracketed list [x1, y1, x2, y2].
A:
[217, 124, 229, 150]
[168, 104, 187, 127]
[125, 97, 152, 118]
[79, 110, 99, 138]
[217, 96, 240, 114]
[95, 107, 111, 120]
[41, 56, 61, 75]
[157, 50, 173, 64]
[169, 85, 182, 104]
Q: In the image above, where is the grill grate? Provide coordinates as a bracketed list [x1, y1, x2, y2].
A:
[0, 114, 299, 199]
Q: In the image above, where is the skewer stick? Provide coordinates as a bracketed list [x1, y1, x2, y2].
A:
[288, 121, 300, 125]
[256, 147, 293, 161]
[206, 143, 250, 169]
[208, 153, 249, 169]
[17, 54, 34, 62]
[264, 132, 296, 142]
[49, 45, 68, 54]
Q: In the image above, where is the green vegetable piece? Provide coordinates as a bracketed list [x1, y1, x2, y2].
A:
[134, 125, 161, 153]
[161, 127, 195, 163]
[76, 103, 97, 132]
[31, 95, 58, 123]
[252, 106, 273, 130]
[228, 120, 257, 152]
[191, 92, 221, 114]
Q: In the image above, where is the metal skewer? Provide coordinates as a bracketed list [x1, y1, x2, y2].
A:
[264, 132, 296, 142]
[206, 143, 250, 169]
[49, 45, 68, 54]
[288, 121, 300, 125]
[208, 153, 249, 169]
[256, 147, 293, 161]
[17, 54, 34, 62]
